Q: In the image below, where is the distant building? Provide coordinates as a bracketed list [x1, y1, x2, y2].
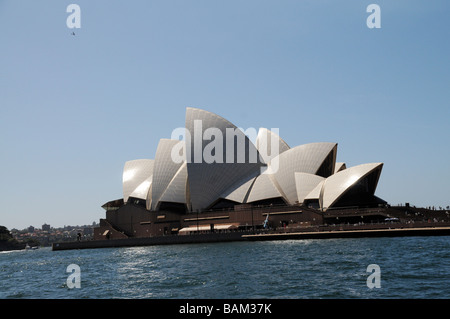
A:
[27, 226, 35, 233]
[42, 223, 51, 231]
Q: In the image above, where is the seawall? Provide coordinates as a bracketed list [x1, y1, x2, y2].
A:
[52, 226, 450, 251]
[52, 232, 246, 251]
[242, 226, 450, 241]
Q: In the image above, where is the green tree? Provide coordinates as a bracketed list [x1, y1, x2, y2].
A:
[0, 225, 25, 251]
[0, 226, 13, 241]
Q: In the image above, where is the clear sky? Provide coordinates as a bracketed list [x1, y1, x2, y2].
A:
[1, 0, 449, 230]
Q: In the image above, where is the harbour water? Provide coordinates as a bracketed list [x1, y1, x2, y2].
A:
[1, 236, 449, 299]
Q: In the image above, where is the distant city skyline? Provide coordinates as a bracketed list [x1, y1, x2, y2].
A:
[1, 1, 449, 230]
[14, 221, 98, 231]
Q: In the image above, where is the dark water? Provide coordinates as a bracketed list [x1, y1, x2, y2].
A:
[1, 236, 449, 299]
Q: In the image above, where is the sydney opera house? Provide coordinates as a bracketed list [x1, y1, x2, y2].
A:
[94, 107, 387, 240]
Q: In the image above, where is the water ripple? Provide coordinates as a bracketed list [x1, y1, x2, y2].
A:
[0, 236, 449, 298]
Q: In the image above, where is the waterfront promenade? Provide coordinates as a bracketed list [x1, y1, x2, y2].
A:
[52, 223, 450, 251]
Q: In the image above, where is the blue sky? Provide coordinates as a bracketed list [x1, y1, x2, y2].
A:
[1, 0, 449, 230]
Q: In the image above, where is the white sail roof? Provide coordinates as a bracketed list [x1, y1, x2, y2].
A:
[185, 107, 264, 211]
[304, 180, 325, 201]
[321, 163, 383, 210]
[157, 162, 188, 207]
[118, 108, 385, 214]
[246, 172, 283, 203]
[129, 176, 153, 201]
[221, 176, 257, 203]
[271, 142, 337, 204]
[150, 139, 185, 210]
[122, 159, 154, 203]
[295, 172, 325, 204]
[256, 128, 290, 164]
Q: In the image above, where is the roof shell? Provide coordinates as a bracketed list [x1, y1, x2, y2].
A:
[321, 163, 383, 210]
[151, 139, 185, 210]
[122, 159, 154, 203]
[185, 107, 264, 211]
[221, 175, 257, 203]
[304, 180, 325, 201]
[255, 128, 290, 164]
[129, 176, 153, 201]
[246, 172, 283, 203]
[271, 142, 337, 204]
[157, 162, 188, 207]
[294, 172, 325, 204]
